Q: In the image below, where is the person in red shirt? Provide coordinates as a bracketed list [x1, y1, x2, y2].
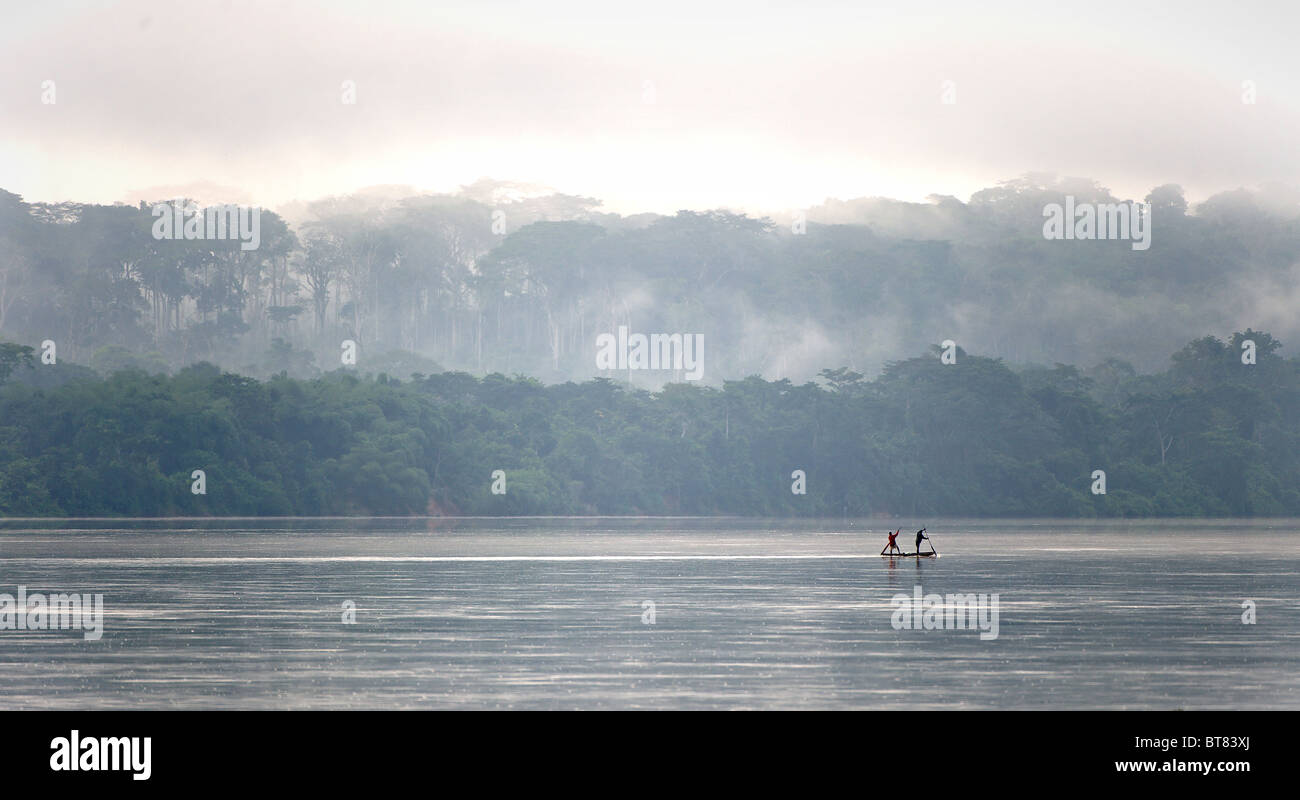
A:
[881, 528, 902, 555]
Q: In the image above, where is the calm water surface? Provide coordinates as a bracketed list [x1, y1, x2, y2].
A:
[0, 518, 1295, 709]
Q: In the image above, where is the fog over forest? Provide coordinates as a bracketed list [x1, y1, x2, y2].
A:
[4, 2, 1298, 518]
[3, 174, 1299, 518]
[1, 173, 1297, 389]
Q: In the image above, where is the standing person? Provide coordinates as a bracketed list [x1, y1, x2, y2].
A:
[914, 528, 930, 554]
[881, 528, 902, 555]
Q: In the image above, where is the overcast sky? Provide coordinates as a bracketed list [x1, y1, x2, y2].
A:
[3, 0, 1298, 215]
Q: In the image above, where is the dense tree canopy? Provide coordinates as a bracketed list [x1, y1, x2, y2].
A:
[0, 330, 1295, 517]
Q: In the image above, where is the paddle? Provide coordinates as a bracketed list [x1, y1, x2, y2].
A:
[922, 528, 938, 556]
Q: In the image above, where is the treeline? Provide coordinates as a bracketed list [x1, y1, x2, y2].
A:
[2, 176, 1299, 384]
[0, 330, 1296, 517]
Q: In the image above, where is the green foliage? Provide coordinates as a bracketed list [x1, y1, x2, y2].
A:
[0, 331, 1296, 518]
[0, 342, 35, 385]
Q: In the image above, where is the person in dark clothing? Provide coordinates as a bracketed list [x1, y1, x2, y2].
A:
[914, 528, 930, 554]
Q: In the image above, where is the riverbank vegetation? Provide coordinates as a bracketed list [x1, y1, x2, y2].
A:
[1, 329, 1295, 517]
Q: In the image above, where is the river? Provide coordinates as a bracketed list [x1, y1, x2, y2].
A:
[0, 517, 1294, 709]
